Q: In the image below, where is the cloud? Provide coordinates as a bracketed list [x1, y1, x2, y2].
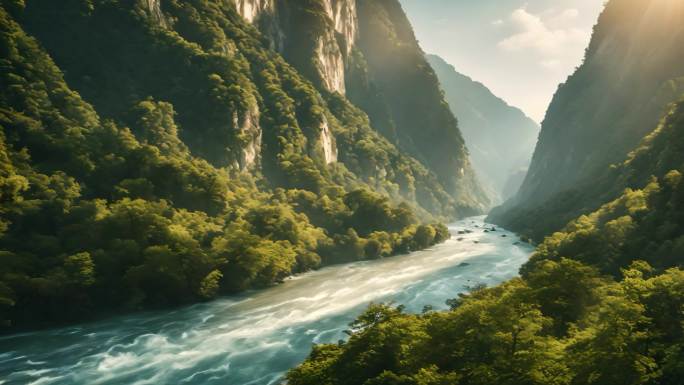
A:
[546, 8, 580, 28]
[540, 59, 562, 70]
[491, 19, 504, 26]
[497, 8, 590, 61]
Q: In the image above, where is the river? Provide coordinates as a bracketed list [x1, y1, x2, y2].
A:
[0, 216, 533, 385]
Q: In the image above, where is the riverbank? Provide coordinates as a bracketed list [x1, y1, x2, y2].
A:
[0, 217, 532, 385]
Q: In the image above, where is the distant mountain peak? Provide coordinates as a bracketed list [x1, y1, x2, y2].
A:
[427, 54, 540, 203]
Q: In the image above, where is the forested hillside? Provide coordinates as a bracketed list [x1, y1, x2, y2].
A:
[288, 1, 684, 384]
[288, 86, 684, 385]
[0, 0, 480, 330]
[489, 0, 684, 239]
[428, 54, 539, 202]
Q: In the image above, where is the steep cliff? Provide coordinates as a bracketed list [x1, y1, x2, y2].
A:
[144, 0, 168, 27]
[234, 104, 262, 170]
[349, 0, 486, 209]
[229, 0, 487, 211]
[428, 54, 539, 203]
[230, 0, 356, 95]
[489, 0, 684, 238]
[324, 0, 358, 56]
[231, 0, 275, 23]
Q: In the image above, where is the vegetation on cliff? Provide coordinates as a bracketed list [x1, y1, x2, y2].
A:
[0, 0, 466, 330]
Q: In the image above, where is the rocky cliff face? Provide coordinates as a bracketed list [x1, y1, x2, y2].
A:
[304, 0, 358, 94]
[318, 116, 338, 164]
[323, 0, 358, 56]
[143, 0, 168, 27]
[234, 104, 262, 170]
[489, 0, 684, 238]
[314, 27, 347, 94]
[230, 0, 357, 95]
[231, 0, 276, 23]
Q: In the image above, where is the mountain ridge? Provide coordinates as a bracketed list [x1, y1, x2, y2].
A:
[427, 54, 539, 203]
[489, 0, 684, 238]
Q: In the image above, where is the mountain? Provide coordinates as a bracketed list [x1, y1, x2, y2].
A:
[427, 54, 539, 203]
[288, 2, 684, 384]
[215, 0, 487, 213]
[0, 0, 484, 329]
[350, 1, 486, 208]
[489, 0, 684, 239]
[275, 0, 493, 212]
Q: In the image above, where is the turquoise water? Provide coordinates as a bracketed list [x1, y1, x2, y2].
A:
[0, 216, 533, 385]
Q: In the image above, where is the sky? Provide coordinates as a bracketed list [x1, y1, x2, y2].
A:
[399, 0, 606, 123]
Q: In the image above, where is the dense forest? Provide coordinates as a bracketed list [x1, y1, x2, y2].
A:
[0, 0, 480, 330]
[287, 1, 684, 384]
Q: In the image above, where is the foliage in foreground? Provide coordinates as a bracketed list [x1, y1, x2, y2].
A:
[288, 103, 684, 384]
[288, 262, 684, 385]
